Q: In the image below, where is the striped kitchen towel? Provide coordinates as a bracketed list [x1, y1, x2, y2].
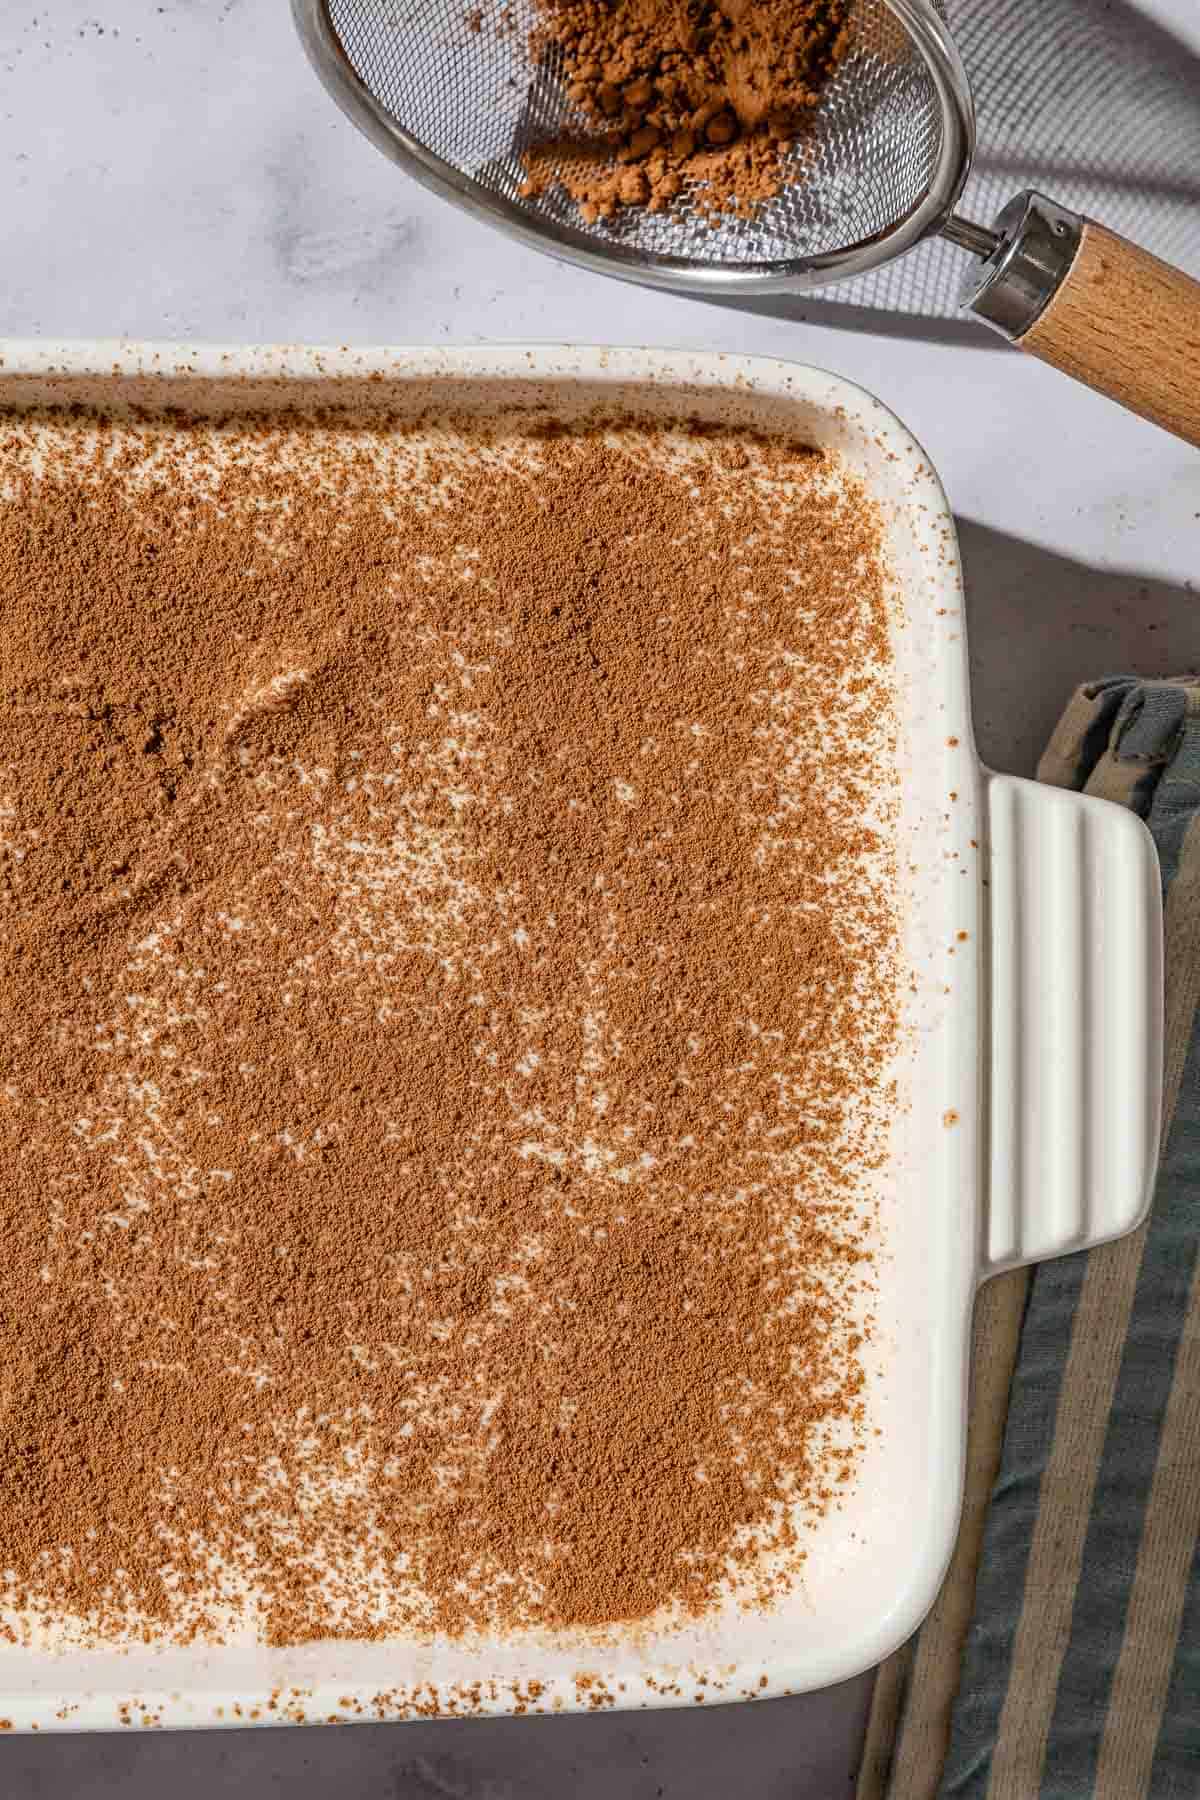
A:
[857, 676, 1200, 1800]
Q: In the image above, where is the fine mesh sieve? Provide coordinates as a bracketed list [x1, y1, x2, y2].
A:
[293, 0, 1200, 443]
[293, 0, 975, 292]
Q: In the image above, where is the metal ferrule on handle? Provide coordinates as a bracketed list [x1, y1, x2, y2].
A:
[958, 192, 1083, 340]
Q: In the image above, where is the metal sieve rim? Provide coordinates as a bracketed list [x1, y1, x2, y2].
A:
[292, 0, 977, 296]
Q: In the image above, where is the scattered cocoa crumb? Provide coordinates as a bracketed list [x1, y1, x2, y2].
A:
[518, 0, 852, 222]
[0, 405, 899, 1648]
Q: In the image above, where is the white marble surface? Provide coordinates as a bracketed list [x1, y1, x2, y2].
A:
[1, 2, 1198, 1795]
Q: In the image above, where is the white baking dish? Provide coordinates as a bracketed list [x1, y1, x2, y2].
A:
[0, 342, 1162, 1730]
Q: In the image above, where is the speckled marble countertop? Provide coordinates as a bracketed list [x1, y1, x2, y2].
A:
[1, 2, 1197, 1795]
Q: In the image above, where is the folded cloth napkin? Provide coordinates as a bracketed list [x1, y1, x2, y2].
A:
[857, 677, 1200, 1800]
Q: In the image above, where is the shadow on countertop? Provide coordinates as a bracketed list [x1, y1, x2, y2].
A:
[690, 288, 1002, 347]
[0, 1676, 871, 1800]
[685, 0, 1200, 349]
[958, 520, 1198, 777]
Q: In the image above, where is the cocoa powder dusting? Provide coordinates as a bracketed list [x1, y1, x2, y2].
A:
[0, 406, 899, 1648]
[517, 0, 852, 222]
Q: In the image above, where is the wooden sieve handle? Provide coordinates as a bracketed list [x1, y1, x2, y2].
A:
[1019, 225, 1200, 448]
[960, 193, 1200, 448]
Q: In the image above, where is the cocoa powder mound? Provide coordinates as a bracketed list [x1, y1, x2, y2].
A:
[0, 407, 899, 1647]
[517, 0, 852, 221]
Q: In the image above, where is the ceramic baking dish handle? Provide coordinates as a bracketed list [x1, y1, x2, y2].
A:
[980, 773, 1163, 1277]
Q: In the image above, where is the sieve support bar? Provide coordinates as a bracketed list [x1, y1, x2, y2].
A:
[942, 215, 1000, 261]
